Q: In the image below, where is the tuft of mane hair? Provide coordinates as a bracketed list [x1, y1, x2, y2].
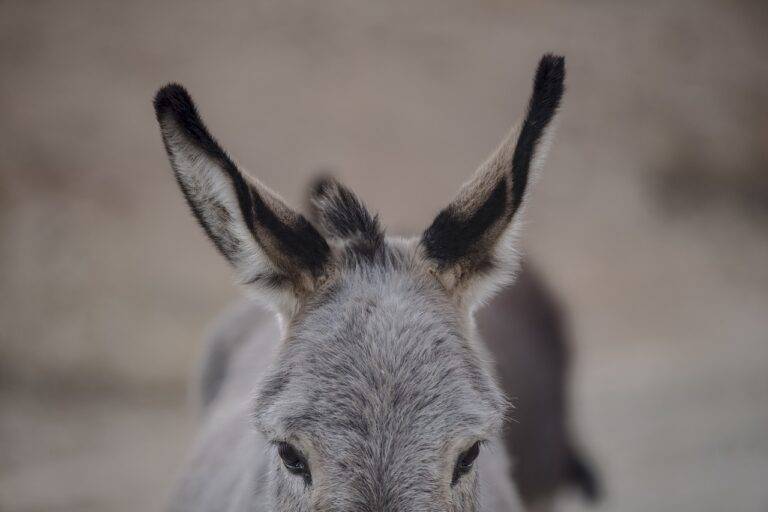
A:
[307, 174, 384, 246]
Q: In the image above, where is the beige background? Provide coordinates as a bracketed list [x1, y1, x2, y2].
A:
[1, 1, 767, 510]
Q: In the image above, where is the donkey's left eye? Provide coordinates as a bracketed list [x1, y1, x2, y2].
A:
[452, 441, 481, 485]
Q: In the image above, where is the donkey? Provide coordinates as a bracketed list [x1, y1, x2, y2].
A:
[155, 54, 565, 512]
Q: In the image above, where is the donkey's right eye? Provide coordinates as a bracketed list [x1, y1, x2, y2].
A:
[452, 441, 481, 485]
[277, 442, 311, 482]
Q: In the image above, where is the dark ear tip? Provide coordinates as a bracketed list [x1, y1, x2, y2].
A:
[153, 83, 196, 121]
[534, 54, 566, 93]
[537, 54, 565, 77]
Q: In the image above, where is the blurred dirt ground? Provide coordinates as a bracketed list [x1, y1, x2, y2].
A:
[1, 1, 767, 511]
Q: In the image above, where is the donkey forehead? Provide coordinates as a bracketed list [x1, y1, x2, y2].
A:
[254, 265, 506, 443]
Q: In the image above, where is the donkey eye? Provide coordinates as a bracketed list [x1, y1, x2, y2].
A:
[277, 442, 311, 482]
[452, 441, 481, 485]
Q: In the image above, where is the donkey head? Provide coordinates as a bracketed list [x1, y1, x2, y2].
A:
[155, 54, 564, 512]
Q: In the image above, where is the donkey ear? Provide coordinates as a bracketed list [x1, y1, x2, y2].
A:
[154, 84, 331, 308]
[421, 55, 565, 307]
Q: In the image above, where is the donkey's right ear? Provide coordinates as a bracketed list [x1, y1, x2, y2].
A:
[153, 84, 331, 309]
[421, 55, 565, 308]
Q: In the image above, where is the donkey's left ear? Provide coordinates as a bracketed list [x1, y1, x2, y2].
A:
[421, 54, 565, 307]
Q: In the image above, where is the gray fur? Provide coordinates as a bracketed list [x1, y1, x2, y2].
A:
[197, 263, 600, 511]
[172, 243, 520, 512]
[159, 55, 566, 512]
[198, 300, 275, 410]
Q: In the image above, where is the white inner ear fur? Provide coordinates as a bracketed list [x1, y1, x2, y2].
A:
[160, 118, 299, 317]
[442, 117, 558, 313]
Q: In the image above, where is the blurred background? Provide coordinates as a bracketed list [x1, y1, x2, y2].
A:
[1, 1, 767, 510]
